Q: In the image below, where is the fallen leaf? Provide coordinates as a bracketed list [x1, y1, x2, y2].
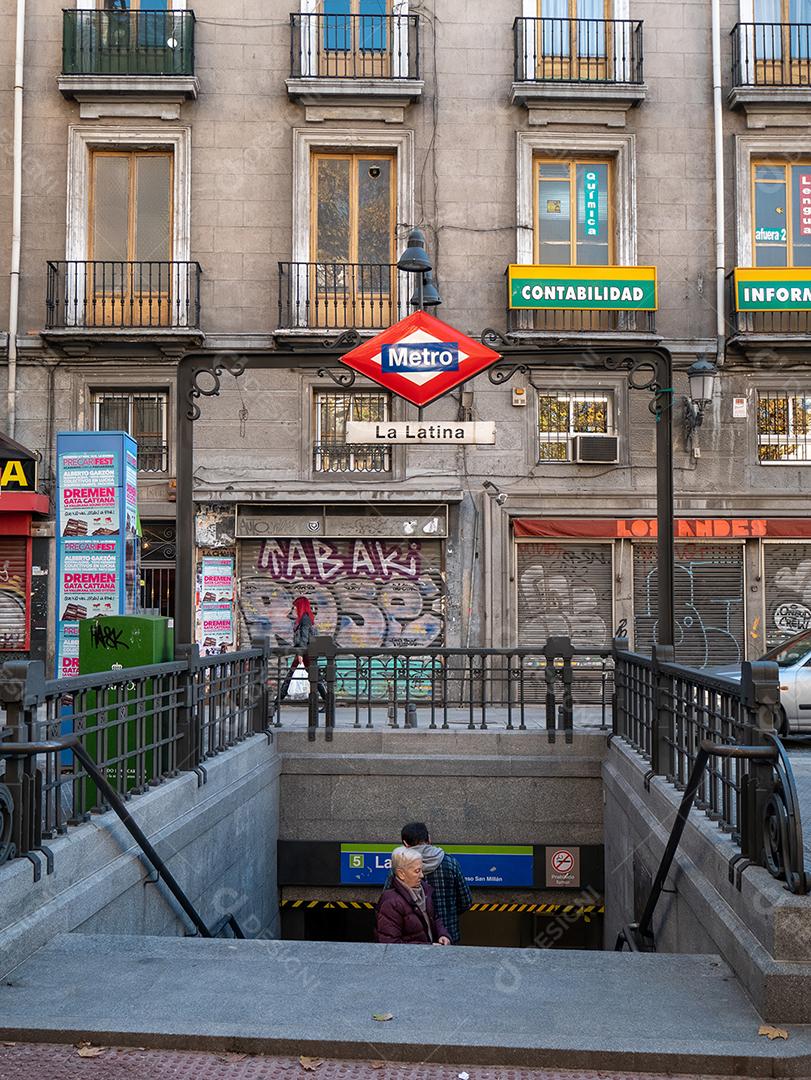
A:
[299, 1057, 323, 1071]
[2, 1043, 16, 1048]
[76, 1045, 107, 1058]
[218, 1053, 248, 1063]
[370, 1063, 387, 1071]
[758, 1024, 789, 1040]
[372, 1012, 394, 1022]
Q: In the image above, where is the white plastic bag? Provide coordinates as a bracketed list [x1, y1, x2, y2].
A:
[287, 662, 310, 699]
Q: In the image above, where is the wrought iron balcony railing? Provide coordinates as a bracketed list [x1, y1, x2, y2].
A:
[726, 270, 811, 337]
[46, 261, 202, 331]
[290, 12, 419, 80]
[137, 441, 170, 474]
[508, 308, 655, 335]
[278, 262, 407, 331]
[62, 9, 195, 77]
[313, 441, 391, 474]
[732, 22, 811, 87]
[513, 17, 643, 83]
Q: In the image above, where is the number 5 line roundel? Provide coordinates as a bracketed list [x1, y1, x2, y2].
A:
[338, 310, 502, 407]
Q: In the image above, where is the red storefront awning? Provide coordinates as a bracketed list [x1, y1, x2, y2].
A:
[513, 517, 811, 539]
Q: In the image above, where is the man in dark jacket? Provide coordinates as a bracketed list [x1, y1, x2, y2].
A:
[384, 822, 472, 944]
[375, 847, 450, 945]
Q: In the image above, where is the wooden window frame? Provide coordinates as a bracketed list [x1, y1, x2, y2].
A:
[88, 148, 174, 264]
[310, 150, 396, 266]
[91, 387, 170, 473]
[751, 157, 811, 267]
[313, 388, 392, 473]
[533, 156, 615, 266]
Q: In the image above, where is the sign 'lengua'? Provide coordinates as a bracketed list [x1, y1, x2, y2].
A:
[381, 341, 459, 372]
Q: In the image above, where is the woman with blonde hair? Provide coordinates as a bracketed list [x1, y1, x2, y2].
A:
[374, 847, 450, 945]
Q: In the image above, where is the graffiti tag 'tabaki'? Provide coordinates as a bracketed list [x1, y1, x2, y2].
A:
[256, 539, 421, 582]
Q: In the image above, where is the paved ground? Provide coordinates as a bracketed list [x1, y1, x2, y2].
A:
[0, 1043, 772, 1080]
[272, 704, 609, 732]
[2, 935, 810, 1076]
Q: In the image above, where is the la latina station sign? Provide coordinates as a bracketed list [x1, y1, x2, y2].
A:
[339, 310, 502, 407]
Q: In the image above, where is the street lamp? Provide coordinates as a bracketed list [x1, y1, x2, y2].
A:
[397, 227, 437, 312]
[410, 269, 441, 309]
[684, 355, 719, 441]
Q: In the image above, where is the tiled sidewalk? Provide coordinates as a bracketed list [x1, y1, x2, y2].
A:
[0, 1044, 763, 1080]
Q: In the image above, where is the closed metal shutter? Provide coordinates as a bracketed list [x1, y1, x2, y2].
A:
[0, 537, 29, 652]
[764, 542, 811, 649]
[516, 542, 613, 647]
[633, 542, 745, 668]
[238, 538, 444, 648]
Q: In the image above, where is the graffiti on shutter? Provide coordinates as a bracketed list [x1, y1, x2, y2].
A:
[238, 538, 444, 700]
[633, 543, 744, 668]
[764, 543, 811, 649]
[0, 538, 28, 652]
[516, 543, 613, 647]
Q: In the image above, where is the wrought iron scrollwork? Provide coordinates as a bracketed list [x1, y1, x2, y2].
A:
[322, 329, 362, 350]
[0, 783, 15, 865]
[760, 731, 808, 894]
[481, 326, 515, 349]
[316, 366, 357, 388]
[187, 354, 246, 421]
[605, 354, 673, 419]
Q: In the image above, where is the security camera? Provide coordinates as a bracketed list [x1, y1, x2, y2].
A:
[496, 492, 508, 506]
[368, 165, 381, 179]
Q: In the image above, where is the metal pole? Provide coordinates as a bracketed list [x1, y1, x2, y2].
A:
[655, 350, 675, 650]
[175, 359, 195, 651]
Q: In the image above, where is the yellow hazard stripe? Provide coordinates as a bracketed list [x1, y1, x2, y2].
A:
[280, 899, 606, 914]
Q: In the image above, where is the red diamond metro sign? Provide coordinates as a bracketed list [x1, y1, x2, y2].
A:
[339, 310, 502, 407]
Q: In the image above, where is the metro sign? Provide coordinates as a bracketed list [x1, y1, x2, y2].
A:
[339, 310, 501, 406]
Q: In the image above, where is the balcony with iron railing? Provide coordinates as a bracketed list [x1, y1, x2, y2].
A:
[287, 12, 422, 109]
[313, 441, 391, 475]
[277, 262, 408, 334]
[512, 17, 646, 116]
[59, 8, 197, 101]
[726, 269, 811, 350]
[730, 22, 811, 111]
[44, 261, 204, 347]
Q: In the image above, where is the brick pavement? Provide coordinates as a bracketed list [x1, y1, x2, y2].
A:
[0, 1043, 763, 1080]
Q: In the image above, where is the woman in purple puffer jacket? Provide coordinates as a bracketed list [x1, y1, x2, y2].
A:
[375, 847, 451, 945]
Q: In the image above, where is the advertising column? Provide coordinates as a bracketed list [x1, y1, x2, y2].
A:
[196, 555, 235, 655]
[55, 432, 138, 677]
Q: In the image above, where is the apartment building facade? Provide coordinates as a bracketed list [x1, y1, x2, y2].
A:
[1, 0, 811, 671]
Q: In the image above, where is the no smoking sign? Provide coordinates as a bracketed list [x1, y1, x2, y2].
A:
[546, 846, 580, 888]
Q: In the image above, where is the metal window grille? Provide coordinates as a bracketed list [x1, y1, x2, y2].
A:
[314, 390, 392, 473]
[92, 390, 169, 473]
[757, 389, 811, 463]
[537, 389, 614, 461]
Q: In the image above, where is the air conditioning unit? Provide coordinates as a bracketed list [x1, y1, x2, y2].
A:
[573, 435, 619, 464]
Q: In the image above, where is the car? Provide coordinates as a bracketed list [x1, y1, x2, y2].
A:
[716, 629, 811, 736]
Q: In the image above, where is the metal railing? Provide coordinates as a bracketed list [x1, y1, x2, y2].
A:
[725, 269, 811, 337]
[732, 22, 811, 87]
[267, 637, 614, 741]
[513, 17, 644, 84]
[613, 635, 807, 898]
[508, 307, 656, 335]
[46, 261, 202, 331]
[0, 647, 267, 873]
[290, 12, 420, 80]
[278, 262, 406, 331]
[62, 9, 195, 77]
[313, 441, 391, 473]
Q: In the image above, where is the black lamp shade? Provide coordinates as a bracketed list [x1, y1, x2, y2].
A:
[397, 227, 432, 273]
[410, 270, 442, 308]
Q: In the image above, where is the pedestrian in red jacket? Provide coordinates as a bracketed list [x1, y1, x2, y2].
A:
[375, 847, 451, 945]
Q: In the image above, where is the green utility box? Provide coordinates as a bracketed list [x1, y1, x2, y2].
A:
[78, 615, 174, 809]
